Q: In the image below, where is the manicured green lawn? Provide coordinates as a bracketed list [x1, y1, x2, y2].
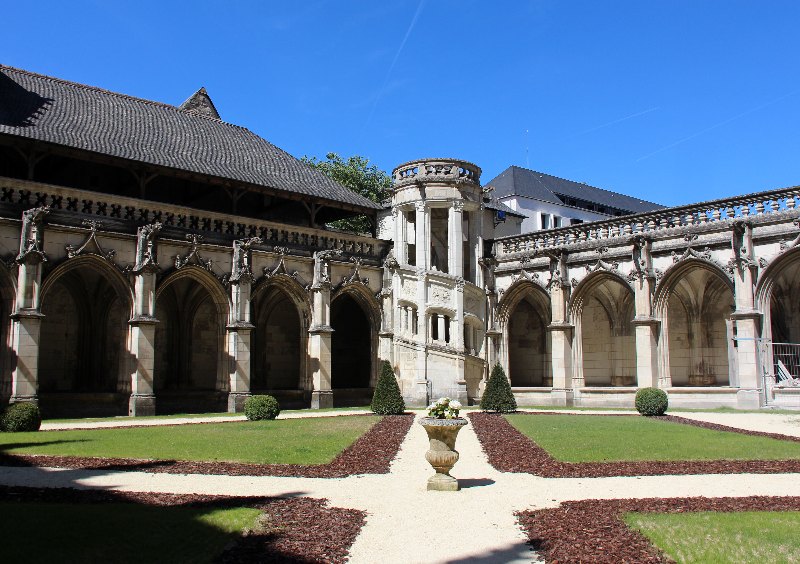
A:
[505, 414, 800, 462]
[0, 502, 260, 563]
[625, 511, 800, 563]
[0, 416, 378, 465]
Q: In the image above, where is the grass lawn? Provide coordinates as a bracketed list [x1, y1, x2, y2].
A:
[505, 414, 800, 462]
[0, 502, 260, 564]
[0, 416, 378, 465]
[625, 511, 800, 563]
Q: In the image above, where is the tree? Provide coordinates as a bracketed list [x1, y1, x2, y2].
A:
[302, 152, 392, 234]
[371, 360, 406, 415]
[480, 363, 517, 413]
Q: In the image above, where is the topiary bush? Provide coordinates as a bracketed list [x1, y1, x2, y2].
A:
[1, 402, 41, 432]
[635, 387, 668, 416]
[480, 363, 517, 413]
[371, 361, 405, 415]
[244, 395, 281, 421]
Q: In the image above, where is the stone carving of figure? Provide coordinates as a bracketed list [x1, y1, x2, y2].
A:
[312, 249, 343, 288]
[230, 237, 262, 283]
[133, 222, 162, 273]
[16, 206, 50, 263]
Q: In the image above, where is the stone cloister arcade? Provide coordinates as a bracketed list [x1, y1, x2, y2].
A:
[0, 177, 387, 417]
[491, 188, 800, 409]
[2, 164, 800, 415]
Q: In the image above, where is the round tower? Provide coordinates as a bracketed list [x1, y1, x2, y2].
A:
[387, 159, 487, 406]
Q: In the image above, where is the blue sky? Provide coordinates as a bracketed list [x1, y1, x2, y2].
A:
[3, 0, 799, 206]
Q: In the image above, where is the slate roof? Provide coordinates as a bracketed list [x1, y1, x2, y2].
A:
[484, 198, 525, 218]
[485, 165, 664, 214]
[0, 65, 381, 211]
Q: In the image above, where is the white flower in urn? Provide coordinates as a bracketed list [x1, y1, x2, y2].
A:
[427, 397, 462, 419]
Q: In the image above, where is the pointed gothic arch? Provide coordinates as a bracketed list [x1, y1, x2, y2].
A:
[38, 256, 133, 416]
[153, 266, 230, 413]
[570, 272, 636, 387]
[498, 280, 552, 387]
[330, 284, 380, 404]
[251, 276, 310, 406]
[654, 259, 735, 387]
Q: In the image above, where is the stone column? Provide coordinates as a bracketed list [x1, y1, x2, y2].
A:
[449, 201, 464, 278]
[308, 250, 339, 408]
[415, 202, 428, 271]
[548, 257, 574, 406]
[10, 207, 49, 405]
[128, 222, 162, 416]
[630, 237, 660, 389]
[394, 209, 407, 264]
[226, 238, 260, 412]
[730, 222, 762, 409]
[410, 265, 429, 407]
[471, 207, 483, 287]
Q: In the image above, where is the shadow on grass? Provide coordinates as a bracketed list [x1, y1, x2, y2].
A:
[0, 487, 321, 564]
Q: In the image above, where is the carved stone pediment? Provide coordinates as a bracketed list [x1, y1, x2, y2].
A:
[338, 256, 369, 289]
[175, 234, 212, 271]
[262, 247, 307, 286]
[65, 220, 117, 264]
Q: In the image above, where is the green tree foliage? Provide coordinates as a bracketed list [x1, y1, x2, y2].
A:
[302, 152, 392, 234]
[480, 363, 517, 413]
[371, 361, 406, 415]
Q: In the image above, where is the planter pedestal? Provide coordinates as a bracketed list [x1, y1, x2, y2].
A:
[419, 417, 468, 491]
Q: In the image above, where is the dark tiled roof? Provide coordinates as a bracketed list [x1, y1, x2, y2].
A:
[484, 198, 525, 218]
[0, 65, 381, 211]
[485, 165, 664, 214]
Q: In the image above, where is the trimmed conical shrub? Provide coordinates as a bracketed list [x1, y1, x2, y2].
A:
[371, 361, 406, 415]
[480, 363, 517, 413]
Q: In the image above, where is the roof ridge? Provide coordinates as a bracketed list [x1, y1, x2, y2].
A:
[510, 165, 660, 206]
[0, 64, 252, 132]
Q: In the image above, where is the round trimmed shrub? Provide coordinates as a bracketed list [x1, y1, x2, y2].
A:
[244, 395, 280, 421]
[480, 363, 517, 413]
[1, 402, 41, 432]
[371, 361, 405, 415]
[635, 387, 668, 416]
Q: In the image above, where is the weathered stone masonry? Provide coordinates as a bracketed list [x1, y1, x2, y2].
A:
[489, 187, 800, 410]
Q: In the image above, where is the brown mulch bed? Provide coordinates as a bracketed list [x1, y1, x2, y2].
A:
[517, 496, 800, 563]
[0, 485, 364, 563]
[469, 412, 800, 477]
[0, 414, 414, 478]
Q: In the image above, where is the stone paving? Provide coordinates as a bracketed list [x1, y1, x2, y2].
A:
[2, 409, 800, 563]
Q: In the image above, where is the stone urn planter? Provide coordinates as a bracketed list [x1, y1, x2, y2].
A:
[419, 417, 468, 491]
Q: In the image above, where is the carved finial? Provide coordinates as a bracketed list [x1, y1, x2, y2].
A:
[16, 206, 50, 264]
[175, 233, 212, 271]
[65, 219, 116, 262]
[131, 222, 162, 273]
[230, 236, 262, 284]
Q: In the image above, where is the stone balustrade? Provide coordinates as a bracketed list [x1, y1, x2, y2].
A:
[496, 185, 800, 258]
[0, 176, 389, 263]
[392, 159, 481, 188]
